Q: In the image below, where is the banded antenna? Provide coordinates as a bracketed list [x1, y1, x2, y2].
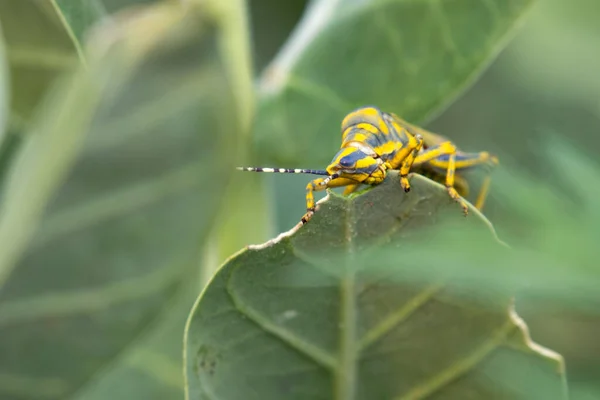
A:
[237, 167, 329, 176]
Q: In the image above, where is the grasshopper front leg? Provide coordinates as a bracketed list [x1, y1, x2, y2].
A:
[398, 134, 424, 192]
[302, 177, 361, 224]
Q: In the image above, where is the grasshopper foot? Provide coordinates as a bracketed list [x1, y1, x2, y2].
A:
[400, 175, 411, 192]
[301, 208, 316, 225]
[459, 200, 469, 216]
[446, 187, 469, 216]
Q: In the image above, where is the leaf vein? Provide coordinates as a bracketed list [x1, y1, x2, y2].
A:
[286, 73, 353, 113]
[126, 350, 183, 390]
[226, 281, 337, 370]
[358, 283, 443, 351]
[428, 0, 465, 66]
[335, 197, 358, 400]
[32, 161, 205, 249]
[396, 318, 516, 400]
[0, 257, 186, 326]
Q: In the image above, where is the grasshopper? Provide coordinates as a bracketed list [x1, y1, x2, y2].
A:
[239, 106, 498, 225]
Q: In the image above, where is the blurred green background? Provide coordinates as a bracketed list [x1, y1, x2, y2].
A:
[0, 0, 598, 399]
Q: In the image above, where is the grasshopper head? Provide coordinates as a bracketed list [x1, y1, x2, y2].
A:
[326, 146, 384, 183]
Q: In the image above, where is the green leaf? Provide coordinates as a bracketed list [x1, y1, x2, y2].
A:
[50, 0, 160, 47]
[0, 2, 240, 399]
[0, 0, 99, 131]
[253, 0, 535, 166]
[100, 0, 160, 14]
[0, 20, 7, 142]
[52, 0, 108, 46]
[184, 172, 566, 400]
[0, 1, 107, 184]
[195, 0, 274, 270]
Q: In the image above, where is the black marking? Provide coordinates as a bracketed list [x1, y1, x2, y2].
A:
[237, 167, 328, 176]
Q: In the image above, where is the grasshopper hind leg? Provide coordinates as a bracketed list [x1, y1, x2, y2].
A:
[414, 148, 497, 213]
[412, 141, 469, 215]
[474, 174, 492, 211]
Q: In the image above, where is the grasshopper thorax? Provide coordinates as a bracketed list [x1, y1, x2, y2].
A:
[326, 143, 384, 183]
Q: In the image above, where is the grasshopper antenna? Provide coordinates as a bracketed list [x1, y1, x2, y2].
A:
[237, 167, 329, 176]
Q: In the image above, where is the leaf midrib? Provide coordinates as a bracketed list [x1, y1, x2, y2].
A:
[335, 197, 357, 400]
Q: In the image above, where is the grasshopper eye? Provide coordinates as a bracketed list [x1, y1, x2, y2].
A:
[338, 149, 365, 168]
[339, 157, 355, 168]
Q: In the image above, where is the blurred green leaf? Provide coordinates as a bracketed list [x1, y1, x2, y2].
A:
[199, 0, 273, 270]
[53, 0, 108, 45]
[0, 2, 240, 399]
[0, 20, 7, 142]
[100, 0, 160, 14]
[0, 0, 101, 131]
[68, 284, 196, 400]
[185, 173, 565, 399]
[253, 0, 535, 166]
[0, 1, 106, 183]
[500, 0, 600, 106]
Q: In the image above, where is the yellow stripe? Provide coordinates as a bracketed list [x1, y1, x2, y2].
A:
[342, 126, 353, 141]
[374, 141, 399, 156]
[342, 129, 369, 145]
[341, 107, 379, 129]
[341, 109, 364, 128]
[430, 154, 488, 169]
[361, 107, 379, 118]
[455, 159, 480, 169]
[377, 118, 390, 135]
[356, 122, 379, 134]
[352, 133, 368, 143]
[356, 157, 378, 169]
[390, 121, 404, 136]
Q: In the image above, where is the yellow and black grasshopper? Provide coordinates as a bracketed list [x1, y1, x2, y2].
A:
[239, 106, 498, 225]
